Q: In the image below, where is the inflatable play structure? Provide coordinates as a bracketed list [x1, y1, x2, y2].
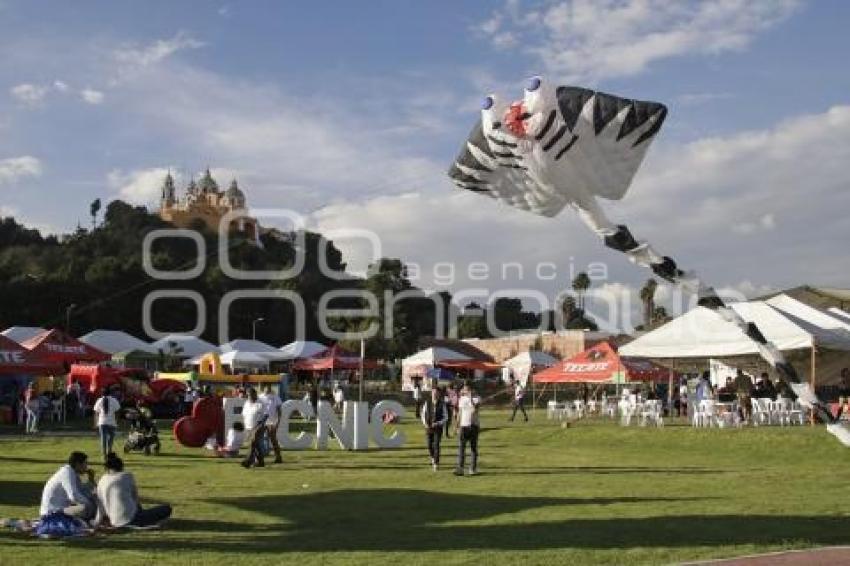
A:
[157, 352, 281, 390]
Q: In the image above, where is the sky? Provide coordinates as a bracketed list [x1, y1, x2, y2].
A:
[1, 0, 849, 330]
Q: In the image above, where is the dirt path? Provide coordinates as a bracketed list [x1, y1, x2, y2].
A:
[685, 546, 850, 565]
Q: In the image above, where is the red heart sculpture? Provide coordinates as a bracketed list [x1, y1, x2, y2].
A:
[173, 396, 225, 448]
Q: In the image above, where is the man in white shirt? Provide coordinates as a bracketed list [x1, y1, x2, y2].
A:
[509, 382, 529, 422]
[241, 387, 268, 468]
[333, 383, 345, 412]
[259, 385, 283, 464]
[454, 383, 481, 476]
[412, 381, 422, 418]
[40, 451, 96, 521]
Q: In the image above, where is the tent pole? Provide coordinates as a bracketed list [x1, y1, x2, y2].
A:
[667, 369, 673, 418]
[810, 340, 817, 426]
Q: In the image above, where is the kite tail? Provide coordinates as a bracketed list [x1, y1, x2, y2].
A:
[573, 202, 843, 438]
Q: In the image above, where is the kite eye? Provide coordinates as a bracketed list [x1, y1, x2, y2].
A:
[481, 95, 495, 110]
[526, 77, 542, 92]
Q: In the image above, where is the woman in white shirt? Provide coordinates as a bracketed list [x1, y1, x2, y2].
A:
[93, 389, 121, 457]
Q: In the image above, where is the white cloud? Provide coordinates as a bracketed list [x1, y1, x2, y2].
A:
[53, 80, 69, 92]
[10, 83, 48, 104]
[732, 213, 776, 235]
[0, 156, 42, 184]
[114, 31, 205, 68]
[108, 167, 177, 205]
[0, 205, 19, 217]
[80, 88, 104, 104]
[307, 103, 850, 320]
[477, 0, 801, 83]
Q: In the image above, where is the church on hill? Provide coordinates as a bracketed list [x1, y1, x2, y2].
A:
[158, 169, 260, 242]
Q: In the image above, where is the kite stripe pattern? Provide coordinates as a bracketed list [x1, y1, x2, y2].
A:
[448, 77, 844, 441]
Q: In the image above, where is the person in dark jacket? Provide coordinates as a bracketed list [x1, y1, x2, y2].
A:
[421, 387, 447, 471]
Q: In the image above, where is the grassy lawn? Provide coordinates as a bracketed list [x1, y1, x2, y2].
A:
[1, 410, 848, 565]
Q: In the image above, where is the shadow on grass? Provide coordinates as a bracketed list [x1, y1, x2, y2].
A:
[63, 489, 850, 554]
[0, 480, 45, 506]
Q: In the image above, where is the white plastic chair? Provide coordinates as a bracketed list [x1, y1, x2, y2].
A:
[639, 400, 663, 427]
[700, 400, 717, 428]
[546, 400, 558, 420]
[573, 400, 586, 419]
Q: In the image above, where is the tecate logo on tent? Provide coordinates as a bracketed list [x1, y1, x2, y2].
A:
[564, 362, 609, 372]
[0, 350, 25, 363]
[45, 344, 86, 354]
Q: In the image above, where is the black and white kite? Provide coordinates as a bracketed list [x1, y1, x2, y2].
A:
[449, 76, 849, 446]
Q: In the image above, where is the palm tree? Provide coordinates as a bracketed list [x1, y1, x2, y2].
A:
[89, 198, 101, 230]
[639, 278, 658, 327]
[571, 272, 591, 312]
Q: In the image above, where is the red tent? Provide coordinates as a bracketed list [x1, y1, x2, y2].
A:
[292, 345, 380, 372]
[533, 342, 672, 384]
[0, 334, 62, 375]
[20, 329, 110, 366]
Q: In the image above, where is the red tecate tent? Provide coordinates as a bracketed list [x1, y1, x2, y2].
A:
[292, 345, 381, 372]
[0, 334, 62, 375]
[20, 329, 110, 366]
[533, 342, 672, 384]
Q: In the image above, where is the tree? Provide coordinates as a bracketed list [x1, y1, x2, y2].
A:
[639, 278, 658, 327]
[89, 198, 101, 230]
[572, 272, 591, 311]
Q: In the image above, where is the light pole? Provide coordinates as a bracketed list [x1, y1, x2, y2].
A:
[252, 317, 265, 341]
[65, 304, 77, 334]
[359, 338, 365, 402]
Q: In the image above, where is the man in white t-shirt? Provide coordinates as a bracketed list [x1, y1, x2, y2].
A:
[454, 383, 481, 476]
[259, 385, 283, 464]
[241, 387, 268, 468]
[40, 451, 96, 521]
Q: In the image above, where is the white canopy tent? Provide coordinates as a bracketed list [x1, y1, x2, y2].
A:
[79, 330, 156, 355]
[278, 341, 328, 360]
[828, 307, 850, 324]
[1, 326, 46, 344]
[219, 350, 271, 371]
[766, 294, 850, 349]
[220, 339, 290, 361]
[401, 347, 471, 391]
[621, 298, 850, 385]
[151, 334, 219, 359]
[504, 350, 558, 386]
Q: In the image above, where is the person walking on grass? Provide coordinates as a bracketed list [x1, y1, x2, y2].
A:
[421, 386, 447, 471]
[24, 383, 39, 434]
[509, 381, 528, 422]
[93, 389, 121, 457]
[444, 384, 457, 438]
[241, 387, 268, 469]
[259, 385, 283, 464]
[413, 379, 422, 419]
[454, 382, 481, 476]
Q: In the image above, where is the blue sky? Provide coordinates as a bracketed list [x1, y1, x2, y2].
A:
[1, 0, 849, 329]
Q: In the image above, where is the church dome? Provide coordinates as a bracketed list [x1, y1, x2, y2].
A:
[198, 168, 219, 193]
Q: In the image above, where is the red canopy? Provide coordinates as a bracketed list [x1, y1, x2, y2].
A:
[20, 329, 110, 365]
[292, 345, 380, 372]
[533, 342, 672, 384]
[0, 334, 63, 375]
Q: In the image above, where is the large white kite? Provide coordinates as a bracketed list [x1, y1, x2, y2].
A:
[449, 76, 849, 446]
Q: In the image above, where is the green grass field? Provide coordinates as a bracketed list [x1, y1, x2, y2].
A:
[1, 411, 849, 565]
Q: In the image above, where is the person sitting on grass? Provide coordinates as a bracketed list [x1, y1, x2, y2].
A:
[40, 451, 97, 523]
[216, 421, 245, 458]
[94, 452, 172, 529]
